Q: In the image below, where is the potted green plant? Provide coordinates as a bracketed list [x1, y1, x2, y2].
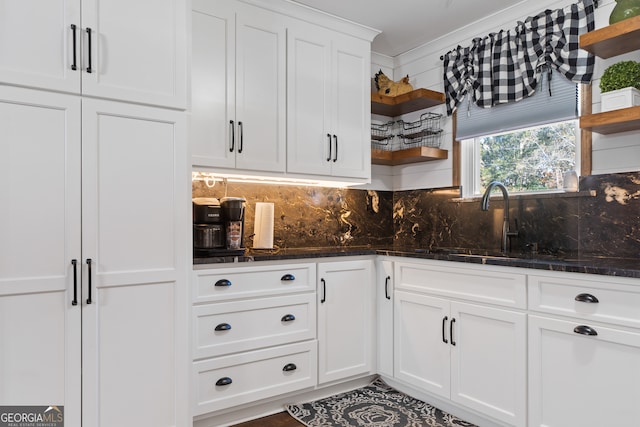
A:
[599, 60, 640, 112]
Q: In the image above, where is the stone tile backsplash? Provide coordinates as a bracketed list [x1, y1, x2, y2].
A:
[193, 171, 640, 258]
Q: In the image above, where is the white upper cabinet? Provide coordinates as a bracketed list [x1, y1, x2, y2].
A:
[287, 24, 371, 179]
[191, 0, 286, 173]
[0, 0, 187, 109]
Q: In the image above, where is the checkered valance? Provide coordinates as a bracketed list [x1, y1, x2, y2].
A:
[442, 0, 596, 116]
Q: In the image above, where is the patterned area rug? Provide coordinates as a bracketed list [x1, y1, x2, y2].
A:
[285, 377, 477, 427]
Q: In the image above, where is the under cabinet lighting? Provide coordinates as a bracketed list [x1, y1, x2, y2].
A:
[191, 172, 357, 188]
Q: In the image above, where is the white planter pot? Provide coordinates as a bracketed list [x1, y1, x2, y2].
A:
[601, 87, 640, 112]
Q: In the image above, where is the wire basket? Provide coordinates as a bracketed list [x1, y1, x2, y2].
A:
[371, 121, 394, 151]
[397, 112, 443, 148]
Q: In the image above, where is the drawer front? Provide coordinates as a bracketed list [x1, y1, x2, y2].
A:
[194, 263, 315, 303]
[193, 340, 317, 415]
[395, 261, 527, 309]
[529, 274, 640, 328]
[193, 293, 316, 359]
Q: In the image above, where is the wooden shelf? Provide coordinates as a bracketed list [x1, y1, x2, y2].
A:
[580, 106, 640, 134]
[371, 88, 445, 117]
[371, 147, 448, 165]
[580, 15, 640, 58]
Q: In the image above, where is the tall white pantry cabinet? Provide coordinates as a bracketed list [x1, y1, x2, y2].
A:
[0, 1, 190, 426]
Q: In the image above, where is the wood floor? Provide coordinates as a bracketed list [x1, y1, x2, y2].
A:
[233, 411, 303, 427]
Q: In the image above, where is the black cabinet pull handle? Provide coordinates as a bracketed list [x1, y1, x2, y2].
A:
[281, 314, 296, 322]
[574, 325, 598, 336]
[575, 293, 599, 303]
[332, 134, 338, 162]
[215, 279, 232, 287]
[215, 377, 232, 386]
[70, 24, 78, 71]
[282, 363, 297, 372]
[450, 317, 456, 346]
[442, 316, 448, 343]
[229, 120, 235, 152]
[384, 276, 391, 300]
[326, 133, 332, 161]
[320, 278, 326, 303]
[214, 323, 231, 331]
[86, 258, 93, 304]
[71, 259, 78, 306]
[85, 28, 93, 73]
[238, 121, 243, 153]
[281, 273, 296, 281]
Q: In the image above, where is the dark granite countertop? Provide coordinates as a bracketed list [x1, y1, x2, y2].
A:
[194, 247, 640, 279]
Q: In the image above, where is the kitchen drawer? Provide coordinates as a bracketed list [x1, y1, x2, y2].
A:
[395, 261, 527, 309]
[194, 263, 315, 303]
[529, 274, 640, 329]
[193, 340, 317, 415]
[193, 293, 316, 359]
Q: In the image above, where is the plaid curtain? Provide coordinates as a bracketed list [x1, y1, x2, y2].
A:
[443, 0, 596, 116]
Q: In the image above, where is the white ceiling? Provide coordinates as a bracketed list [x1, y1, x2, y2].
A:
[290, 0, 524, 57]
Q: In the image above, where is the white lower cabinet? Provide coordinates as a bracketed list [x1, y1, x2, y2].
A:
[393, 261, 527, 427]
[528, 273, 640, 427]
[376, 260, 394, 378]
[194, 340, 317, 414]
[192, 263, 318, 416]
[317, 259, 375, 384]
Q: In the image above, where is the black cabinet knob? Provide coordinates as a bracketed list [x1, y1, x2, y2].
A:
[215, 377, 232, 386]
[281, 273, 296, 281]
[215, 279, 232, 287]
[281, 314, 296, 322]
[214, 323, 231, 331]
[575, 293, 599, 303]
[574, 325, 598, 336]
[283, 363, 297, 372]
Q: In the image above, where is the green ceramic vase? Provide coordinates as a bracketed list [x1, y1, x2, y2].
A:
[610, 0, 640, 24]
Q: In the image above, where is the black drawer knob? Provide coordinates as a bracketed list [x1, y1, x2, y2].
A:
[215, 377, 232, 386]
[281, 314, 296, 322]
[281, 274, 296, 281]
[574, 325, 598, 336]
[215, 279, 232, 287]
[214, 323, 231, 331]
[575, 293, 599, 303]
[283, 363, 297, 372]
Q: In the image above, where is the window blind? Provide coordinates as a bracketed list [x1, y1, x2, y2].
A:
[456, 73, 578, 140]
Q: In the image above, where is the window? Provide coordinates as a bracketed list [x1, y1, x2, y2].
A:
[460, 120, 579, 197]
[458, 73, 582, 198]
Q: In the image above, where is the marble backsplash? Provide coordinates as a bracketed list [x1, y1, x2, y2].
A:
[193, 171, 640, 258]
[192, 181, 394, 250]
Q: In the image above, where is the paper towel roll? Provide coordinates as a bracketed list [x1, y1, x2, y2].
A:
[253, 202, 274, 249]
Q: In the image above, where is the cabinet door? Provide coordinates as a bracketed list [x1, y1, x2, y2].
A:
[317, 260, 374, 384]
[191, 0, 237, 169]
[234, 4, 286, 172]
[0, 0, 81, 93]
[81, 0, 187, 108]
[81, 99, 189, 427]
[394, 291, 450, 398]
[287, 26, 332, 176]
[330, 34, 371, 179]
[450, 302, 526, 427]
[0, 87, 81, 425]
[529, 315, 640, 427]
[376, 260, 394, 377]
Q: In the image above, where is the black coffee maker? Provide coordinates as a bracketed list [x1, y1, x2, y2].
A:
[192, 196, 246, 257]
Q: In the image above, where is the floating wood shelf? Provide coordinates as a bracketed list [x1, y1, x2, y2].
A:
[580, 106, 640, 134]
[580, 15, 640, 59]
[371, 88, 445, 117]
[371, 147, 448, 166]
[579, 17, 640, 135]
